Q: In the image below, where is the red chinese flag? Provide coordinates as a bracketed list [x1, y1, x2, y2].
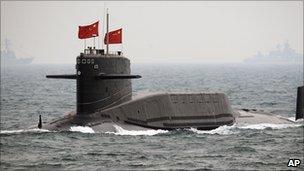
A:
[104, 28, 122, 44]
[78, 21, 99, 39]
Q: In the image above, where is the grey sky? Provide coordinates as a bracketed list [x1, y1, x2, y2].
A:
[1, 1, 303, 63]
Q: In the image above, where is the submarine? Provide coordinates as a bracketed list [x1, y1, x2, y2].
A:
[39, 12, 303, 132]
[43, 46, 236, 131]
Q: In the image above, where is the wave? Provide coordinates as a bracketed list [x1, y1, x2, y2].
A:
[238, 123, 301, 130]
[0, 128, 50, 134]
[286, 117, 304, 123]
[2, 122, 301, 136]
[189, 125, 238, 135]
[1, 127, 95, 135]
[189, 122, 302, 135]
[69, 126, 95, 133]
[105, 125, 169, 136]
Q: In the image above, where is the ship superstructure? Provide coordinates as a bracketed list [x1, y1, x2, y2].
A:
[245, 42, 303, 63]
[1, 39, 33, 66]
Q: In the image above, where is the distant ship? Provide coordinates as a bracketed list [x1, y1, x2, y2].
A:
[244, 42, 303, 63]
[1, 39, 34, 66]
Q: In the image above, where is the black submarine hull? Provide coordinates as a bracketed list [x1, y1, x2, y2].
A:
[43, 93, 235, 131]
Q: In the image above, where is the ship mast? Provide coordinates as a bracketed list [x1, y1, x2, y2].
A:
[4, 38, 10, 52]
[106, 8, 109, 56]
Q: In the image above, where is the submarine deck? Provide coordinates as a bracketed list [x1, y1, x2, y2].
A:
[40, 93, 297, 132]
[235, 110, 294, 125]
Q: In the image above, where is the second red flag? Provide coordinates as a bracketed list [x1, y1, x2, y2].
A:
[104, 28, 122, 44]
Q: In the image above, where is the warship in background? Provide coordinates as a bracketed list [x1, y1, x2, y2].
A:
[1, 39, 34, 66]
[245, 42, 303, 64]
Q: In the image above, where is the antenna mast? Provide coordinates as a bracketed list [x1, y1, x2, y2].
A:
[106, 8, 109, 56]
[101, 3, 106, 50]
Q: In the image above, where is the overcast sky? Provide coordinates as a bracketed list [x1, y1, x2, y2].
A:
[1, 1, 303, 64]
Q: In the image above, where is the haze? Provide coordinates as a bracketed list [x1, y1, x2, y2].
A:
[1, 1, 303, 64]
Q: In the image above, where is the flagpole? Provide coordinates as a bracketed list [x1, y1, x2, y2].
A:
[84, 39, 86, 52]
[121, 43, 123, 55]
[94, 37, 96, 48]
[106, 8, 109, 56]
[121, 27, 123, 55]
[102, 2, 106, 50]
[97, 36, 100, 49]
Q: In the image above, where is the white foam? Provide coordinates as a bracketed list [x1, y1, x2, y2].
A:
[189, 122, 302, 135]
[286, 117, 304, 123]
[189, 125, 238, 135]
[0, 128, 50, 134]
[70, 126, 95, 133]
[106, 125, 168, 136]
[238, 123, 301, 130]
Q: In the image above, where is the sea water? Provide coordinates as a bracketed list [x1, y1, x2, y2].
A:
[1, 63, 303, 170]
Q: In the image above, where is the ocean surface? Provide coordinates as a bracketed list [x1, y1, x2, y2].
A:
[1, 63, 303, 170]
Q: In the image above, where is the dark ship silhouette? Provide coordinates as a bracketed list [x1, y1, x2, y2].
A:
[1, 39, 33, 66]
[39, 12, 303, 132]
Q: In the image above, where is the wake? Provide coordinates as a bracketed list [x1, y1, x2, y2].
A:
[190, 122, 302, 135]
[105, 125, 169, 136]
[1, 121, 302, 136]
[0, 128, 50, 134]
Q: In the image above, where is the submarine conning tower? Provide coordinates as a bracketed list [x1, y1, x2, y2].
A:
[47, 47, 141, 116]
